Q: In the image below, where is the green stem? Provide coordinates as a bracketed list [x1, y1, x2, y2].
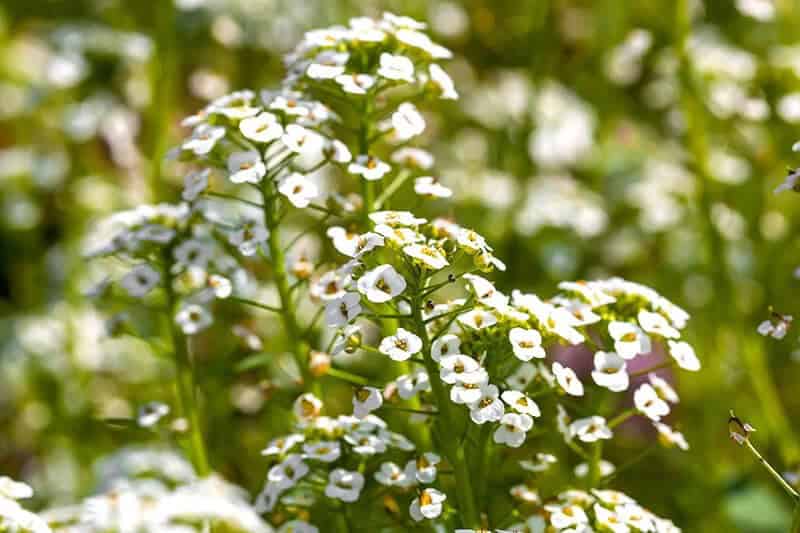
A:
[474, 423, 493, 512]
[588, 442, 604, 488]
[327, 367, 370, 386]
[411, 289, 480, 528]
[791, 504, 800, 533]
[162, 254, 210, 475]
[146, 0, 177, 202]
[608, 409, 636, 429]
[261, 184, 316, 391]
[743, 438, 799, 502]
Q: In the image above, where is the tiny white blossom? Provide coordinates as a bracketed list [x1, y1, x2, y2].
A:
[501, 390, 541, 417]
[408, 452, 441, 483]
[403, 243, 449, 270]
[278, 173, 318, 208]
[261, 434, 304, 456]
[509, 327, 545, 361]
[667, 340, 701, 371]
[570, 416, 613, 442]
[268, 454, 309, 491]
[409, 488, 447, 521]
[335, 73, 376, 94]
[634, 383, 670, 421]
[352, 387, 383, 418]
[594, 504, 629, 533]
[431, 334, 460, 362]
[183, 124, 225, 155]
[545, 503, 589, 530]
[348, 154, 391, 181]
[175, 304, 212, 335]
[379, 328, 422, 361]
[520, 452, 558, 472]
[306, 51, 348, 79]
[293, 393, 322, 421]
[357, 264, 406, 303]
[391, 102, 426, 141]
[439, 354, 484, 384]
[428, 64, 458, 99]
[608, 321, 652, 359]
[649, 373, 679, 403]
[239, 112, 283, 143]
[0, 477, 33, 500]
[457, 309, 498, 330]
[227, 150, 266, 184]
[414, 176, 452, 198]
[374, 462, 414, 487]
[396, 369, 430, 399]
[591, 351, 629, 392]
[182, 168, 210, 202]
[281, 124, 324, 156]
[775, 168, 800, 194]
[468, 383, 505, 424]
[553, 362, 584, 396]
[121, 264, 161, 297]
[654, 422, 690, 450]
[229, 221, 269, 256]
[392, 147, 435, 169]
[377, 53, 415, 82]
[494, 412, 534, 447]
[325, 292, 362, 326]
[638, 309, 680, 339]
[325, 469, 364, 503]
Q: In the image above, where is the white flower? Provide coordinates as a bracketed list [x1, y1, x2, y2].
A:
[649, 373, 679, 403]
[175, 304, 212, 335]
[212, 90, 259, 119]
[617, 503, 657, 531]
[463, 274, 508, 309]
[268, 453, 309, 491]
[654, 422, 689, 450]
[414, 176, 452, 198]
[262, 433, 304, 456]
[293, 393, 322, 421]
[638, 309, 680, 339]
[468, 384, 505, 424]
[278, 173, 318, 208]
[396, 370, 430, 399]
[634, 383, 670, 421]
[409, 488, 447, 521]
[352, 387, 383, 418]
[375, 224, 423, 245]
[501, 390, 541, 417]
[374, 462, 414, 487]
[591, 351, 629, 392]
[408, 452, 441, 483]
[431, 334, 460, 362]
[306, 51, 348, 80]
[310, 270, 349, 301]
[595, 504, 630, 533]
[325, 469, 364, 503]
[428, 64, 458, 99]
[667, 340, 701, 371]
[301, 440, 341, 463]
[239, 112, 283, 143]
[608, 321, 652, 359]
[510, 484, 540, 504]
[335, 73, 376, 95]
[506, 362, 538, 390]
[182, 168, 210, 202]
[327, 226, 385, 257]
[439, 354, 484, 384]
[323, 138, 352, 163]
[325, 292, 362, 326]
[281, 124, 324, 157]
[345, 432, 387, 455]
[757, 313, 793, 339]
[348, 155, 391, 181]
[0, 477, 33, 500]
[183, 124, 225, 155]
[136, 401, 169, 427]
[357, 265, 406, 303]
[570, 416, 613, 442]
[544, 307, 585, 344]
[270, 94, 310, 117]
[553, 362, 584, 396]
[396, 29, 452, 59]
[493, 413, 533, 448]
[391, 102, 426, 141]
[520, 452, 558, 472]
[369, 210, 427, 226]
[379, 328, 422, 361]
[509, 327, 545, 361]
[229, 221, 269, 256]
[403, 243, 449, 270]
[377, 53, 415, 82]
[775, 168, 800, 194]
[392, 147, 435, 169]
[121, 264, 161, 297]
[228, 150, 266, 184]
[174, 239, 214, 268]
[457, 309, 498, 330]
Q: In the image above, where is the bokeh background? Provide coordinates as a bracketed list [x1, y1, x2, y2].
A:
[2, 0, 800, 530]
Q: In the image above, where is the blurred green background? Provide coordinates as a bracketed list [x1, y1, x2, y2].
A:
[2, 0, 800, 530]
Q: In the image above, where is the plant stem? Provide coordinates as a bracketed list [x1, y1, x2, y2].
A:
[411, 288, 480, 528]
[162, 253, 210, 475]
[146, 0, 177, 202]
[327, 367, 370, 386]
[588, 441, 604, 487]
[261, 184, 316, 392]
[791, 503, 800, 533]
[742, 437, 799, 502]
